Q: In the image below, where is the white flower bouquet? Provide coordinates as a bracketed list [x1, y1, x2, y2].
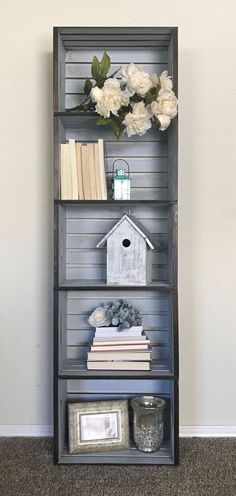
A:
[68, 52, 178, 139]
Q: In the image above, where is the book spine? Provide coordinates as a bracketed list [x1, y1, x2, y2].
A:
[69, 139, 78, 199]
[98, 138, 107, 200]
[75, 143, 84, 199]
[81, 145, 91, 200]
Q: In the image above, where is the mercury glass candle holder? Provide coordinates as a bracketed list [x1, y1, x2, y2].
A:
[131, 396, 166, 453]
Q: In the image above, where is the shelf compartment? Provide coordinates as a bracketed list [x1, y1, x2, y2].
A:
[56, 203, 172, 286]
[55, 116, 170, 202]
[55, 289, 176, 377]
[59, 359, 174, 379]
[56, 378, 176, 464]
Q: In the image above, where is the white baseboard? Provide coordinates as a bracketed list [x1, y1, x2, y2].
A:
[0, 425, 53, 437]
[180, 426, 236, 437]
[0, 425, 236, 438]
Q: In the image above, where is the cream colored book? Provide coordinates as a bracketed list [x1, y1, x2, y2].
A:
[94, 142, 102, 200]
[87, 143, 97, 199]
[75, 143, 84, 199]
[98, 138, 107, 200]
[87, 361, 150, 371]
[87, 351, 151, 361]
[68, 139, 78, 199]
[93, 336, 148, 343]
[60, 143, 71, 199]
[81, 144, 91, 199]
[90, 344, 149, 351]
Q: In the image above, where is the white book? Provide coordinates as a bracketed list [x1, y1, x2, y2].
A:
[95, 326, 143, 338]
[69, 139, 78, 199]
[87, 361, 150, 371]
[91, 344, 149, 351]
[87, 351, 151, 361]
[93, 335, 147, 344]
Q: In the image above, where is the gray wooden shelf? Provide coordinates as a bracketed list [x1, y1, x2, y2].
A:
[59, 440, 173, 465]
[59, 359, 174, 379]
[56, 280, 176, 291]
[54, 25, 179, 466]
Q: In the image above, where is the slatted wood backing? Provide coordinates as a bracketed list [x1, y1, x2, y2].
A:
[59, 204, 169, 284]
[59, 115, 169, 201]
[58, 290, 172, 364]
[65, 48, 168, 109]
[58, 378, 174, 464]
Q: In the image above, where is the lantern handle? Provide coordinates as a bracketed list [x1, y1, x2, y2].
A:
[112, 159, 130, 177]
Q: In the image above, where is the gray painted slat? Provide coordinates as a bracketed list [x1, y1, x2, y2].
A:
[66, 218, 168, 234]
[67, 249, 167, 265]
[65, 49, 168, 64]
[67, 344, 169, 360]
[63, 41, 170, 48]
[66, 205, 169, 219]
[65, 62, 168, 83]
[66, 266, 168, 281]
[63, 34, 171, 41]
[67, 329, 170, 346]
[67, 233, 168, 249]
[65, 122, 167, 143]
[67, 312, 169, 330]
[66, 378, 171, 394]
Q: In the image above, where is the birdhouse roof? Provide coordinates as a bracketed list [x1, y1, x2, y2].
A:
[96, 214, 159, 249]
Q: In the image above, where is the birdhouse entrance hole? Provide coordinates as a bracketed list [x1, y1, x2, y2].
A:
[122, 238, 131, 248]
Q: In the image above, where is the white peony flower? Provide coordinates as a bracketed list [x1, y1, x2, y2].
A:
[90, 86, 103, 102]
[159, 71, 173, 92]
[121, 63, 153, 97]
[151, 71, 173, 92]
[151, 90, 178, 119]
[123, 101, 152, 137]
[88, 306, 111, 328]
[156, 114, 171, 131]
[90, 79, 126, 118]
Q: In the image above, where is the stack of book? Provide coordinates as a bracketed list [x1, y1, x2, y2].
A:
[87, 326, 151, 371]
[60, 138, 107, 200]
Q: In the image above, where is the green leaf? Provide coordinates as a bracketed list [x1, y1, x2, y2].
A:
[100, 52, 111, 79]
[91, 56, 101, 83]
[111, 118, 121, 139]
[153, 116, 160, 128]
[144, 88, 158, 105]
[84, 79, 93, 95]
[96, 117, 112, 126]
[130, 93, 143, 103]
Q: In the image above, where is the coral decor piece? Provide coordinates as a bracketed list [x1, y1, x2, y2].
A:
[88, 299, 142, 331]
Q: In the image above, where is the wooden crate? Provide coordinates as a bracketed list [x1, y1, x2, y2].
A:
[53, 26, 178, 465]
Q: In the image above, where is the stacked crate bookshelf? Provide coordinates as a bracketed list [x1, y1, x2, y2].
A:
[53, 26, 178, 465]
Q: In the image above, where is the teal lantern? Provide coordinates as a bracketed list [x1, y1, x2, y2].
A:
[112, 159, 131, 200]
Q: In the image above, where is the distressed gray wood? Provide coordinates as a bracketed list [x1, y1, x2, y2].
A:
[96, 215, 154, 286]
[65, 49, 168, 64]
[54, 26, 178, 466]
[61, 205, 169, 284]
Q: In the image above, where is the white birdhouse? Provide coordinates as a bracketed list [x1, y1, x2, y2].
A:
[96, 214, 159, 286]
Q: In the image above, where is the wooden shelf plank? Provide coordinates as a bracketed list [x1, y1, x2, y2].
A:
[59, 359, 173, 379]
[59, 440, 173, 465]
[56, 280, 175, 291]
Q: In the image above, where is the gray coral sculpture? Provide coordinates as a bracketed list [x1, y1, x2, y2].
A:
[88, 299, 142, 331]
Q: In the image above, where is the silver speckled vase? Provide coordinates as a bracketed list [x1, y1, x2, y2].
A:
[131, 396, 166, 453]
